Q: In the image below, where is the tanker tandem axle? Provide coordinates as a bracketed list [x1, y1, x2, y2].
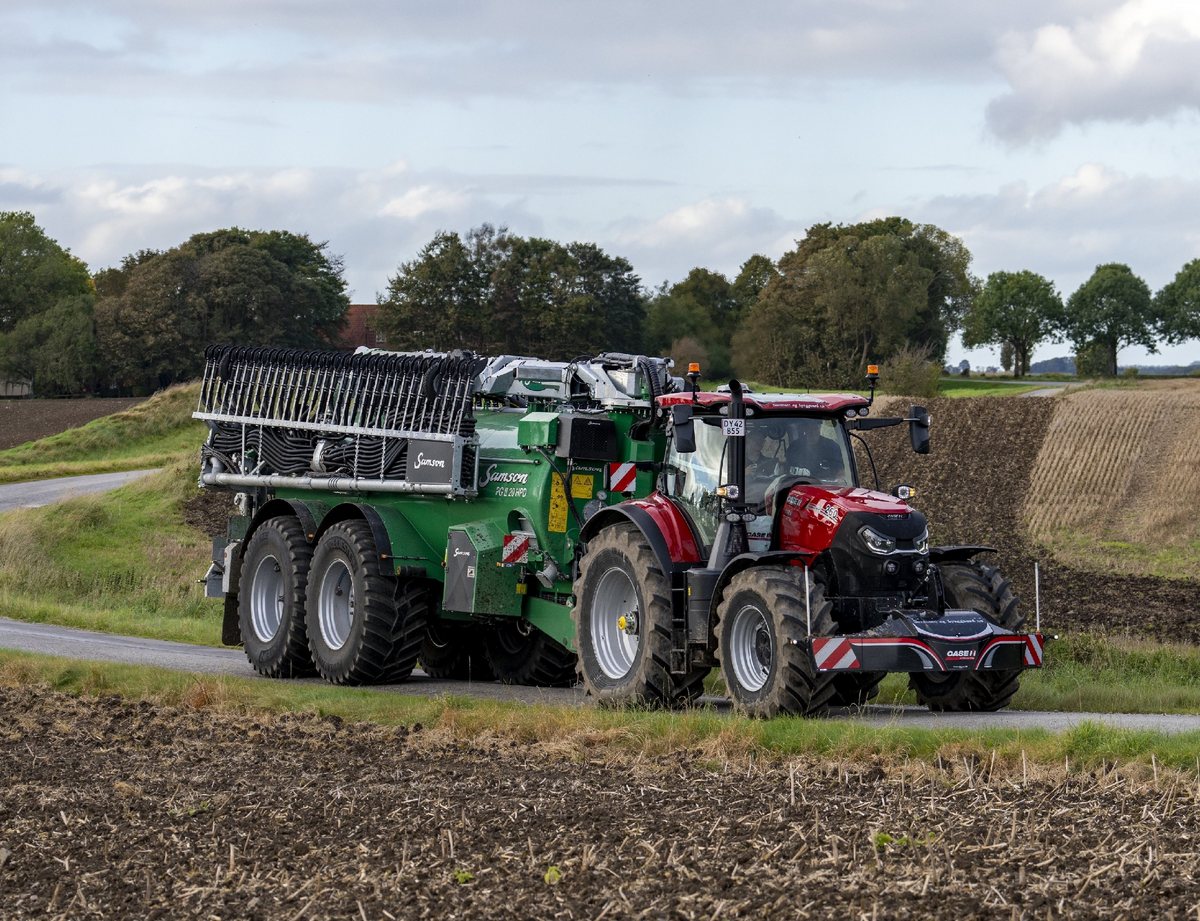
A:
[196, 346, 1045, 717]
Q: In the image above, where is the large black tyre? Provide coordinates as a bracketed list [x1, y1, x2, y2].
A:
[238, 516, 314, 678]
[910, 561, 1023, 712]
[306, 521, 426, 685]
[828, 671, 885, 708]
[482, 621, 577, 687]
[573, 524, 709, 708]
[419, 620, 495, 681]
[715, 566, 836, 718]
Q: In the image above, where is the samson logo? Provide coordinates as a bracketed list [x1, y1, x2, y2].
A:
[945, 649, 977, 658]
[453, 548, 470, 558]
[415, 452, 446, 470]
[482, 464, 530, 486]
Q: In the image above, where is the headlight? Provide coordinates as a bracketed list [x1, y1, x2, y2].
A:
[915, 528, 929, 554]
[858, 525, 896, 555]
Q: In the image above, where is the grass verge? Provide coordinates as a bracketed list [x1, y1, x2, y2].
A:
[3, 648, 1198, 774]
[0, 382, 205, 484]
[937, 378, 1046, 397]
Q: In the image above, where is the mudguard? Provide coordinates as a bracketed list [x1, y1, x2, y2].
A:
[707, 551, 818, 623]
[929, 545, 996, 564]
[580, 497, 703, 578]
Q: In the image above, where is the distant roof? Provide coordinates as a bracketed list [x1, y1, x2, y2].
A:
[337, 304, 385, 351]
[657, 390, 870, 414]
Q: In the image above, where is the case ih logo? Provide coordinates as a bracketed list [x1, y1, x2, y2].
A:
[945, 649, 977, 659]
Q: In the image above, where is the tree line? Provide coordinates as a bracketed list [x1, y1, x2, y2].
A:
[3, 209, 1199, 396]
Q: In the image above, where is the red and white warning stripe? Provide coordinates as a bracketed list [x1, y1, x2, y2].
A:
[608, 462, 637, 494]
[501, 534, 530, 565]
[1023, 634, 1044, 667]
[812, 637, 860, 671]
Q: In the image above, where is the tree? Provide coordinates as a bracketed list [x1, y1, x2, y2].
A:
[961, 270, 1063, 377]
[733, 219, 974, 389]
[731, 254, 779, 314]
[644, 268, 734, 375]
[377, 226, 645, 360]
[1062, 264, 1156, 377]
[0, 211, 96, 394]
[95, 228, 349, 393]
[1155, 258, 1200, 344]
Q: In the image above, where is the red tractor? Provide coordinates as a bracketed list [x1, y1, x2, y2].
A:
[572, 369, 1043, 717]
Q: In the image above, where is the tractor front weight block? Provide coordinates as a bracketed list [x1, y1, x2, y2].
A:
[809, 610, 1046, 674]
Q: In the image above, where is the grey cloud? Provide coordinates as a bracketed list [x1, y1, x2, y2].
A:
[2, 1, 1083, 101]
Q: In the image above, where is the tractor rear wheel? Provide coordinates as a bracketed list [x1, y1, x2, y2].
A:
[574, 523, 708, 708]
[482, 620, 576, 687]
[238, 516, 314, 678]
[910, 561, 1022, 712]
[828, 671, 885, 707]
[306, 520, 426, 685]
[715, 566, 836, 718]
[420, 621, 495, 681]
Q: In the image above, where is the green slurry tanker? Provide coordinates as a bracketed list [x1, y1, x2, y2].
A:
[197, 347, 1045, 717]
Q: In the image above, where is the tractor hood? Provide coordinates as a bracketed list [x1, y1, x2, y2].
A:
[777, 484, 927, 555]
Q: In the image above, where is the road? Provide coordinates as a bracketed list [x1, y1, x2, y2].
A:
[0, 469, 160, 512]
[3, 617, 1199, 734]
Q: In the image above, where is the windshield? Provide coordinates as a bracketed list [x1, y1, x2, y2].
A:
[665, 415, 854, 545]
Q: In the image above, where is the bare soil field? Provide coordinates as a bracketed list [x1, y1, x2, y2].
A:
[1, 687, 1198, 920]
[0, 399, 143, 451]
[866, 396, 1200, 645]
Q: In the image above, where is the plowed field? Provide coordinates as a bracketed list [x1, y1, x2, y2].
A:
[2, 688, 1198, 920]
[864, 394, 1200, 644]
[0, 398, 143, 451]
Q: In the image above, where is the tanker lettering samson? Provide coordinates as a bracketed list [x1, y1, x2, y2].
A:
[196, 346, 1044, 716]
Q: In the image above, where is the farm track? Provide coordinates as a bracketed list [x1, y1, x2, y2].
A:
[2, 686, 1198, 920]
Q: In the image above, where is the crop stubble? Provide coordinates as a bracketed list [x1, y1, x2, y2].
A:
[1, 687, 1198, 919]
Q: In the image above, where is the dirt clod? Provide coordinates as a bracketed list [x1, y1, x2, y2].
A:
[2, 687, 1198, 919]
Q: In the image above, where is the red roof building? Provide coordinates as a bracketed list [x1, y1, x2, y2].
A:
[337, 304, 386, 351]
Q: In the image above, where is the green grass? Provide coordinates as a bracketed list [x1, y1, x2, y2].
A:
[3, 649, 1199, 773]
[936, 378, 1046, 397]
[0, 382, 205, 484]
[1039, 528, 1200, 582]
[0, 456, 222, 644]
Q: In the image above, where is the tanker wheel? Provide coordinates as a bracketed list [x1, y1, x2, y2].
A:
[828, 671, 885, 708]
[482, 620, 577, 687]
[574, 523, 709, 708]
[238, 516, 314, 679]
[715, 566, 837, 718]
[419, 620, 495, 681]
[910, 561, 1023, 712]
[306, 520, 426, 685]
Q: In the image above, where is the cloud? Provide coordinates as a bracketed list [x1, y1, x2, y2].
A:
[0, 1, 1082, 102]
[917, 163, 1200, 292]
[987, 0, 1200, 142]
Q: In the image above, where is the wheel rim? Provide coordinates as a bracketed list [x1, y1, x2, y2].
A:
[249, 554, 285, 643]
[728, 602, 773, 692]
[318, 559, 355, 650]
[590, 565, 639, 680]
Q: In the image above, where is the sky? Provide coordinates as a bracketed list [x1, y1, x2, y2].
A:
[3, 0, 1200, 369]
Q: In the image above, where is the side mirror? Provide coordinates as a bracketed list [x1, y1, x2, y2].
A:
[908, 405, 930, 455]
[671, 405, 696, 454]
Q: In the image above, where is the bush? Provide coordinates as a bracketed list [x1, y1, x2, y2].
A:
[881, 345, 941, 398]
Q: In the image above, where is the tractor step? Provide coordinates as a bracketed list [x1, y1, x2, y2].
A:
[810, 610, 1045, 674]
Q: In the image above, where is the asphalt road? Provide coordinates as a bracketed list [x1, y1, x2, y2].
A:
[4, 617, 1200, 734]
[0, 469, 161, 512]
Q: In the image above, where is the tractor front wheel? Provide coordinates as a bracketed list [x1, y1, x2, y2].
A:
[574, 523, 708, 707]
[910, 561, 1022, 712]
[715, 566, 836, 718]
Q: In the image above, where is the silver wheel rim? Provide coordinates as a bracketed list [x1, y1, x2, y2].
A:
[590, 565, 640, 680]
[249, 554, 285, 643]
[728, 602, 773, 692]
[318, 559, 355, 650]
